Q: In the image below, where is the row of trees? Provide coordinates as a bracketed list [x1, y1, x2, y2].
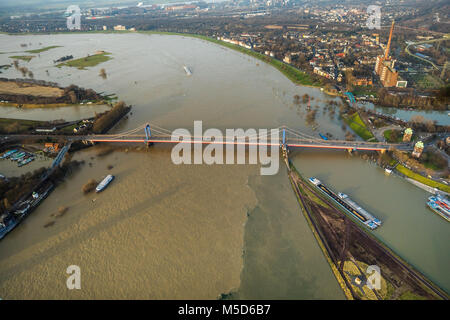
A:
[0, 167, 47, 214]
[92, 101, 130, 134]
[377, 88, 447, 111]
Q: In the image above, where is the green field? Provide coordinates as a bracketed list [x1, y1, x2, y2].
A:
[9, 55, 34, 62]
[383, 129, 403, 143]
[0, 117, 47, 134]
[344, 112, 376, 141]
[26, 45, 62, 54]
[57, 52, 112, 69]
[396, 164, 450, 193]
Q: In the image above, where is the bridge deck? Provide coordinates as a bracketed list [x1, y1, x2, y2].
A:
[84, 136, 411, 151]
[3, 130, 414, 152]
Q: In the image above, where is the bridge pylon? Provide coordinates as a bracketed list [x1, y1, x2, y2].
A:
[144, 124, 153, 147]
[282, 128, 286, 149]
[281, 128, 290, 170]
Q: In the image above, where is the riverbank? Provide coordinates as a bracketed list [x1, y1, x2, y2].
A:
[396, 164, 450, 193]
[0, 101, 105, 109]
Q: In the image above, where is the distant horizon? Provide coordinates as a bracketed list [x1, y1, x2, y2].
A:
[0, 0, 206, 10]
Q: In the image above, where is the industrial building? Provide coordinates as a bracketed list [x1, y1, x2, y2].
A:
[374, 21, 400, 87]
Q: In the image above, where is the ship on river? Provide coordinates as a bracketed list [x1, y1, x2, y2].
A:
[427, 194, 450, 222]
[338, 192, 382, 226]
[309, 177, 381, 230]
[183, 66, 192, 76]
[96, 175, 114, 193]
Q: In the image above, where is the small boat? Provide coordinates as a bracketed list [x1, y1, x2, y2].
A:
[427, 195, 450, 222]
[319, 133, 328, 141]
[385, 168, 392, 175]
[183, 66, 192, 76]
[14, 152, 27, 161]
[10, 152, 25, 161]
[96, 175, 115, 193]
[1, 149, 18, 159]
[18, 157, 34, 167]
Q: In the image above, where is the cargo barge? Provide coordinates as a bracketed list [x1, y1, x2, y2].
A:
[308, 177, 381, 230]
[427, 194, 450, 222]
[96, 175, 114, 193]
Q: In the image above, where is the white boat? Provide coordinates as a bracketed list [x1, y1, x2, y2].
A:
[183, 66, 192, 76]
[96, 175, 114, 193]
[385, 168, 392, 175]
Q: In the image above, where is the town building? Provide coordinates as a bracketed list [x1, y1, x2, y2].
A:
[412, 141, 424, 158]
[403, 128, 413, 142]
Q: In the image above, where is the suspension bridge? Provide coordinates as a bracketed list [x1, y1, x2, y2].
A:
[9, 123, 413, 152]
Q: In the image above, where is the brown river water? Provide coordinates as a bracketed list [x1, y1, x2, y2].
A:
[0, 33, 448, 299]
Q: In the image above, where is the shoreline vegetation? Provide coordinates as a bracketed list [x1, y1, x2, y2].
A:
[0, 117, 47, 134]
[56, 51, 112, 69]
[25, 45, 61, 54]
[0, 101, 105, 109]
[396, 164, 450, 193]
[92, 100, 131, 134]
[8, 55, 34, 62]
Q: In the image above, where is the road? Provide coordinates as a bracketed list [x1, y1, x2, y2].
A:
[404, 35, 450, 70]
